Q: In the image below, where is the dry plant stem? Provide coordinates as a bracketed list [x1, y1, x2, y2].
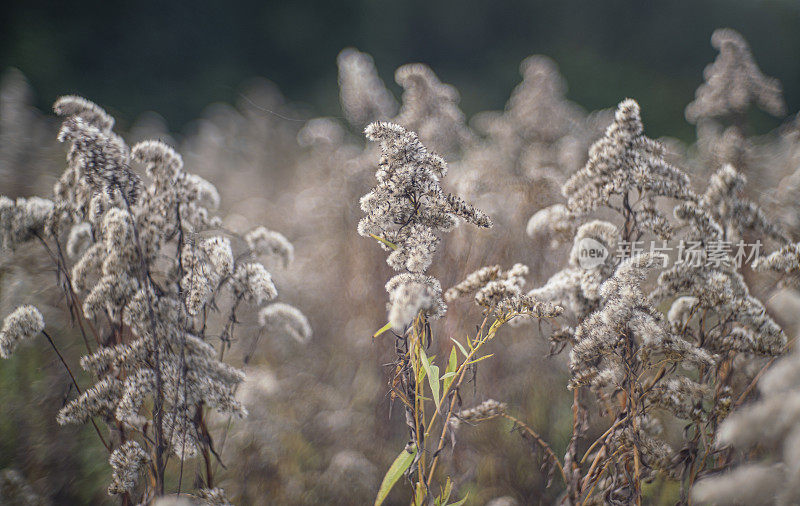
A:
[41, 329, 111, 452]
[414, 317, 430, 494]
[501, 413, 567, 485]
[581, 458, 611, 506]
[422, 311, 526, 500]
[581, 445, 608, 495]
[732, 336, 796, 408]
[34, 231, 101, 349]
[424, 312, 490, 435]
[565, 388, 587, 503]
[580, 418, 624, 465]
[53, 235, 103, 346]
[198, 407, 214, 488]
[425, 313, 500, 489]
[121, 194, 166, 495]
[41, 329, 81, 395]
[625, 329, 643, 506]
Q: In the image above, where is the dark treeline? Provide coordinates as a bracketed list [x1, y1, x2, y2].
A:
[2, 0, 799, 139]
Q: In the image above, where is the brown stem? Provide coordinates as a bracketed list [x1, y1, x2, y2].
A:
[41, 330, 111, 452]
[33, 231, 101, 349]
[502, 413, 567, 485]
[424, 314, 492, 488]
[120, 194, 166, 495]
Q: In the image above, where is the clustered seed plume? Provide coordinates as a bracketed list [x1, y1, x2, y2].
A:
[686, 28, 785, 124]
[528, 220, 619, 318]
[392, 64, 474, 155]
[753, 240, 800, 289]
[445, 263, 528, 306]
[0, 96, 310, 499]
[258, 303, 312, 343]
[569, 254, 714, 390]
[107, 441, 149, 495]
[244, 226, 294, 267]
[0, 196, 54, 249]
[526, 203, 576, 248]
[0, 305, 44, 358]
[692, 345, 800, 504]
[444, 263, 562, 319]
[456, 399, 507, 423]
[337, 48, 397, 128]
[359, 121, 491, 330]
[385, 273, 445, 332]
[505, 56, 586, 145]
[653, 171, 787, 356]
[520, 79, 792, 502]
[699, 164, 788, 244]
[561, 99, 693, 237]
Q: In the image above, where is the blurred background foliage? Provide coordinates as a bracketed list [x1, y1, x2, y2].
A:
[2, 0, 799, 141]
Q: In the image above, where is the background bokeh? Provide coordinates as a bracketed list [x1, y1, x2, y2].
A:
[3, 0, 800, 140]
[2, 1, 800, 505]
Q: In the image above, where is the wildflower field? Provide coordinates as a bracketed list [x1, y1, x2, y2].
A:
[2, 9, 800, 505]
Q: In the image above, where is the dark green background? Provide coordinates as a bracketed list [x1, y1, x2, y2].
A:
[2, 0, 799, 139]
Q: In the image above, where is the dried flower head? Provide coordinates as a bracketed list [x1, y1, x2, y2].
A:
[385, 273, 445, 331]
[337, 48, 397, 128]
[258, 303, 312, 343]
[0, 196, 55, 249]
[445, 263, 562, 320]
[0, 96, 305, 500]
[393, 64, 474, 154]
[457, 399, 507, 423]
[245, 226, 294, 267]
[0, 305, 44, 358]
[359, 121, 490, 330]
[686, 28, 785, 124]
[561, 99, 693, 237]
[107, 441, 149, 495]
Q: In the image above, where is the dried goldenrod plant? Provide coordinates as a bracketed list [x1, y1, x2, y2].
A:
[515, 95, 788, 504]
[359, 121, 561, 505]
[0, 96, 308, 504]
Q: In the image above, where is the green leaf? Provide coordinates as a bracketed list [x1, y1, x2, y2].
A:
[448, 492, 469, 506]
[438, 476, 453, 505]
[369, 233, 398, 250]
[442, 347, 458, 396]
[420, 348, 441, 409]
[465, 353, 494, 366]
[373, 322, 392, 339]
[416, 358, 427, 384]
[447, 347, 457, 373]
[374, 444, 417, 506]
[415, 482, 425, 505]
[450, 337, 469, 358]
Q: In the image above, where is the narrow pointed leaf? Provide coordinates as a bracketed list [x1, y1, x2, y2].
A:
[442, 347, 458, 395]
[465, 354, 494, 366]
[369, 233, 398, 250]
[451, 337, 469, 358]
[373, 322, 392, 339]
[420, 348, 441, 408]
[448, 493, 469, 506]
[374, 445, 417, 506]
